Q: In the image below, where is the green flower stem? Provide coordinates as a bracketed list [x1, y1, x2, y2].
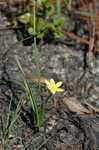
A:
[45, 94, 53, 104]
[56, 0, 61, 16]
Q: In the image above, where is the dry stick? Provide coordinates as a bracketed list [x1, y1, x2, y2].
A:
[88, 1, 95, 52]
[59, 29, 91, 46]
[0, 26, 22, 30]
[94, 0, 99, 52]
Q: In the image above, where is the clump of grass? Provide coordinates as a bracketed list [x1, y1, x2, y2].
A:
[2, 96, 23, 147]
[16, 57, 44, 130]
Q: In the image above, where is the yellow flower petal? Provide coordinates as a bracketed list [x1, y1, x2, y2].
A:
[51, 90, 56, 95]
[56, 81, 63, 88]
[50, 79, 55, 86]
[56, 88, 64, 92]
[45, 79, 50, 87]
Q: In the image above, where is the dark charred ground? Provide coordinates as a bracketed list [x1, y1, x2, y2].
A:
[0, 25, 99, 150]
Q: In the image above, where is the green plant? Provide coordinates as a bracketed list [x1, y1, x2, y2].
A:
[3, 97, 22, 144]
[16, 57, 44, 129]
[18, 0, 65, 39]
[15, 57, 65, 129]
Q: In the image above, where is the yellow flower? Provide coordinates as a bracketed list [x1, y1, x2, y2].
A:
[45, 78, 64, 95]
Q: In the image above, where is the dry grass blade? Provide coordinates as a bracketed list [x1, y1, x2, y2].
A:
[23, 68, 50, 83]
[28, 74, 50, 83]
[85, 102, 99, 113]
[63, 97, 89, 114]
